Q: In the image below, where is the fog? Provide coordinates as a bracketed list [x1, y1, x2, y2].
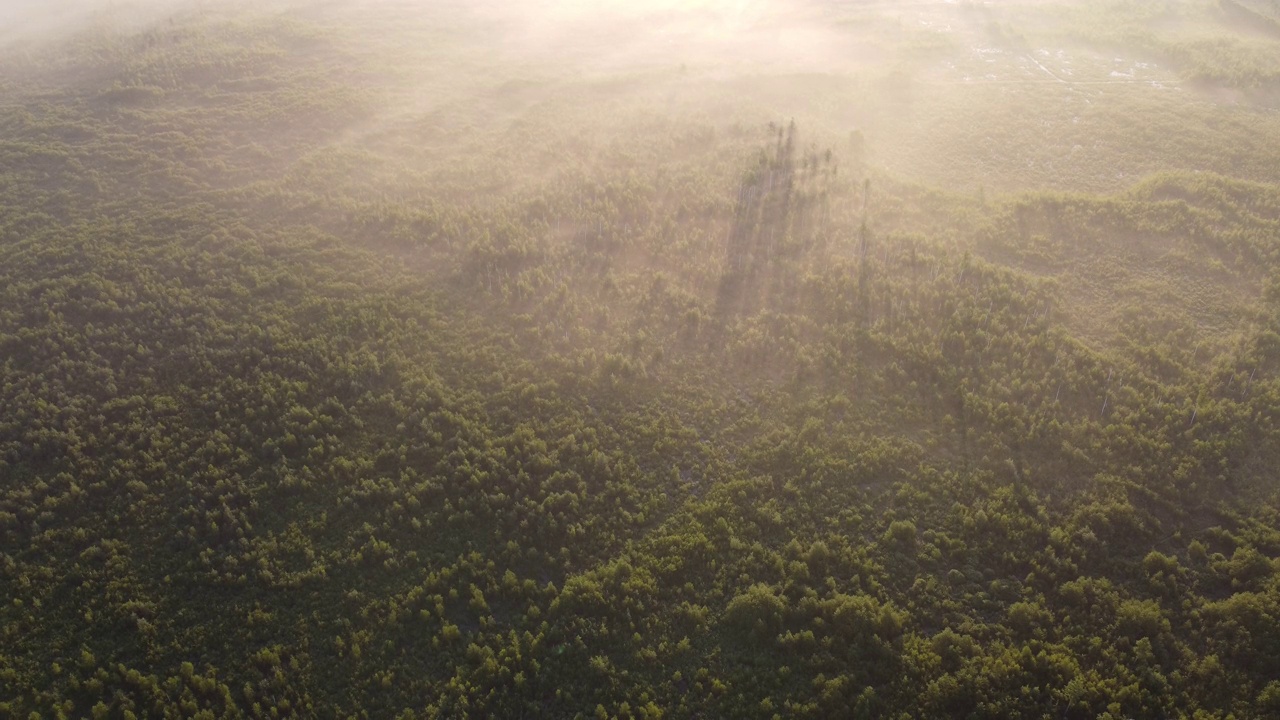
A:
[2, 0, 1272, 195]
[0, 0, 208, 47]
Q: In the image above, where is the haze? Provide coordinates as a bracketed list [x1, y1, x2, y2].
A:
[5, 0, 1280, 717]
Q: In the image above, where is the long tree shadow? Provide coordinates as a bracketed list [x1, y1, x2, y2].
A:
[716, 120, 838, 321]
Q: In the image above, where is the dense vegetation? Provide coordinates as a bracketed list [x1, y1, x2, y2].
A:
[3, 1, 1280, 717]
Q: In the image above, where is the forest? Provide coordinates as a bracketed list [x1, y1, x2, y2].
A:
[2, 0, 1280, 717]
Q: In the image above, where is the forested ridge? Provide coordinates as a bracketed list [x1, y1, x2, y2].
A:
[3, 1, 1280, 718]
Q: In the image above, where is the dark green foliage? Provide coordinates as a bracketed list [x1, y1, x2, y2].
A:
[3, 3, 1280, 719]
